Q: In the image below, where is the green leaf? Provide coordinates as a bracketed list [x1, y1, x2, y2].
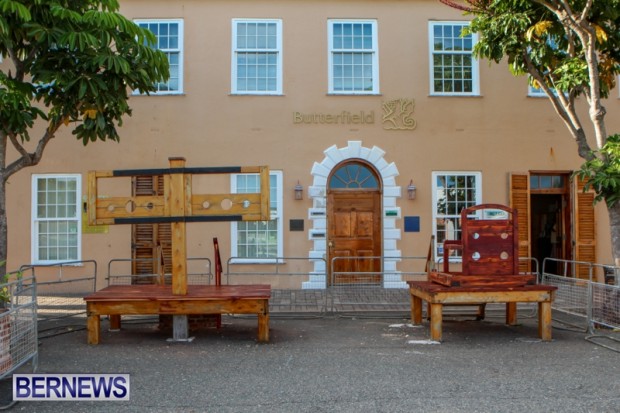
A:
[0, 0, 32, 21]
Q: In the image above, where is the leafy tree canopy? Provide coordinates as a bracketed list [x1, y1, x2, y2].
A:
[441, 0, 620, 209]
[453, 1, 620, 100]
[0, 0, 169, 273]
[0, 0, 169, 158]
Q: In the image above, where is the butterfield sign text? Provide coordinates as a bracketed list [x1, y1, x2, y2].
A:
[293, 111, 375, 125]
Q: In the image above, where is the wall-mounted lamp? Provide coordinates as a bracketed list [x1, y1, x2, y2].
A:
[294, 181, 304, 200]
[407, 180, 417, 200]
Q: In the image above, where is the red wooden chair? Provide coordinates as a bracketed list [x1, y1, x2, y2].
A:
[429, 204, 535, 320]
[431, 203, 535, 287]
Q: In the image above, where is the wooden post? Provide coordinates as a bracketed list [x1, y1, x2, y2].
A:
[168, 158, 192, 341]
[430, 303, 443, 342]
[86, 312, 100, 345]
[168, 157, 188, 296]
[538, 301, 552, 341]
[410, 295, 423, 324]
[506, 302, 518, 325]
[109, 315, 121, 331]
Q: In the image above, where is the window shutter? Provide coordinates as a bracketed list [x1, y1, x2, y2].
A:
[574, 176, 596, 279]
[131, 175, 172, 281]
[509, 173, 531, 273]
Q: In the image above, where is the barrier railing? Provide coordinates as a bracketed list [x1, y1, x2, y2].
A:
[19, 261, 97, 325]
[226, 257, 328, 313]
[0, 273, 38, 389]
[542, 258, 620, 351]
[328, 255, 428, 313]
[107, 257, 213, 286]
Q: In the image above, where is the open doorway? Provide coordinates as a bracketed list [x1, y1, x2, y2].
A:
[529, 174, 571, 273]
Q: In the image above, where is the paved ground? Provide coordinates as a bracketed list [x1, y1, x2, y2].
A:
[1, 309, 619, 412]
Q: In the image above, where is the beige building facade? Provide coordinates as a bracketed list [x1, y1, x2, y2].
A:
[4, 0, 618, 287]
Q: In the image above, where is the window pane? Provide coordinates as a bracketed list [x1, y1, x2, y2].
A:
[434, 172, 480, 258]
[234, 21, 280, 93]
[330, 20, 376, 93]
[540, 176, 552, 188]
[431, 23, 476, 95]
[138, 21, 182, 92]
[233, 173, 280, 259]
[34, 176, 80, 262]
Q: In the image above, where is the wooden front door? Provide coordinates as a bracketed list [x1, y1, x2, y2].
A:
[327, 190, 382, 285]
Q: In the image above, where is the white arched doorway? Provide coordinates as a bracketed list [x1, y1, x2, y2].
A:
[303, 141, 406, 289]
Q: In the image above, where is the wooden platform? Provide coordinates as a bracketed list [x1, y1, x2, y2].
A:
[407, 281, 557, 342]
[429, 271, 536, 288]
[84, 284, 271, 344]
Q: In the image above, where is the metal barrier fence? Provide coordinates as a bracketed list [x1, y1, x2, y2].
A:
[226, 257, 328, 313]
[0, 273, 38, 387]
[224, 255, 428, 314]
[329, 256, 427, 314]
[19, 261, 97, 330]
[541, 258, 620, 350]
[107, 257, 213, 286]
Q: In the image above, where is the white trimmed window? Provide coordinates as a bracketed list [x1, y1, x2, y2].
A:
[32, 175, 82, 263]
[232, 19, 283, 95]
[432, 172, 482, 260]
[328, 20, 379, 94]
[231, 171, 283, 262]
[429, 21, 479, 96]
[135, 19, 183, 94]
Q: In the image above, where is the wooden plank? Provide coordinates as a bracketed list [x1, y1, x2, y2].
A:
[260, 165, 270, 221]
[85, 285, 272, 300]
[433, 290, 554, 304]
[191, 193, 263, 216]
[429, 271, 536, 288]
[96, 196, 166, 219]
[86, 298, 268, 316]
[87, 171, 98, 226]
[168, 158, 188, 296]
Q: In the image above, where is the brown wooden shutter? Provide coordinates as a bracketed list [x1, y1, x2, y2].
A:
[574, 176, 596, 279]
[509, 173, 531, 273]
[131, 175, 172, 282]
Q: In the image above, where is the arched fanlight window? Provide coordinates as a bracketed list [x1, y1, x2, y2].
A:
[329, 162, 380, 189]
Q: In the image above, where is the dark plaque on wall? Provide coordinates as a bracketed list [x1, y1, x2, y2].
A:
[404, 216, 420, 232]
[290, 219, 304, 232]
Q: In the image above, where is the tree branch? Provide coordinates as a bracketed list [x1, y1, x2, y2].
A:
[3, 122, 62, 180]
[523, 52, 593, 160]
[8, 132, 30, 160]
[533, 0, 607, 152]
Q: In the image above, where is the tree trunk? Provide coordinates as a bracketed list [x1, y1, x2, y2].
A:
[607, 201, 620, 268]
[0, 178, 6, 276]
